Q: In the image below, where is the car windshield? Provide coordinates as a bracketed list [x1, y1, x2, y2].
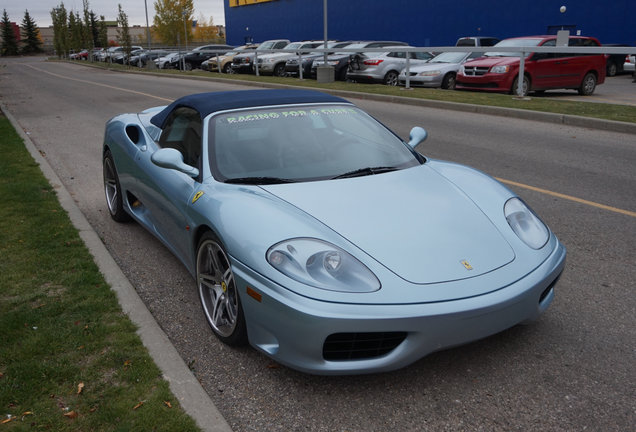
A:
[485, 38, 543, 57]
[209, 104, 421, 183]
[285, 42, 303, 50]
[429, 52, 467, 63]
[258, 41, 280, 50]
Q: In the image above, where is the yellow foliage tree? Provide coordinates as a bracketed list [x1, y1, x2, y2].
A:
[192, 14, 221, 43]
[153, 0, 194, 46]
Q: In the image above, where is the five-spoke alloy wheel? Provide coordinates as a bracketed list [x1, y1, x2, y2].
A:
[103, 150, 131, 222]
[196, 233, 247, 345]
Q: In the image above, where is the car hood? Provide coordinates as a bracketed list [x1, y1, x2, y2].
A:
[407, 62, 462, 73]
[262, 165, 515, 284]
[260, 52, 293, 60]
[465, 56, 519, 67]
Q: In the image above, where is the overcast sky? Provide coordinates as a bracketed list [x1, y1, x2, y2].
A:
[2, 0, 226, 27]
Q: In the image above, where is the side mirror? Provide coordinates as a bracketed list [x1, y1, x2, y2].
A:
[151, 148, 199, 178]
[407, 127, 428, 148]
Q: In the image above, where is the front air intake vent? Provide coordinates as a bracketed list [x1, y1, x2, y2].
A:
[323, 332, 407, 361]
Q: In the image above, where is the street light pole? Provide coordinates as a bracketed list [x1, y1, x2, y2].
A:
[323, 0, 328, 66]
[183, 11, 188, 52]
[316, 0, 334, 82]
[144, 0, 151, 51]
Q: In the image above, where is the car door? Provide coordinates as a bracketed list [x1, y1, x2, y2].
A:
[136, 107, 202, 260]
[564, 38, 603, 86]
[530, 39, 561, 89]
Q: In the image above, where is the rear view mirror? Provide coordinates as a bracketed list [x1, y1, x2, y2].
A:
[407, 127, 428, 148]
[151, 148, 199, 178]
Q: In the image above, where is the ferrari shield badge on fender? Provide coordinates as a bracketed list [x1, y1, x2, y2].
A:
[192, 191, 204, 204]
[461, 260, 473, 270]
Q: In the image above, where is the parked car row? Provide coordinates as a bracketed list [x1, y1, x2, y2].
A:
[73, 35, 632, 95]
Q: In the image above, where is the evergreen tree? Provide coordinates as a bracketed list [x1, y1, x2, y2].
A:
[51, 3, 69, 58]
[116, 4, 132, 65]
[82, 0, 93, 51]
[68, 11, 83, 53]
[21, 10, 43, 54]
[98, 15, 108, 48]
[1, 9, 19, 56]
[89, 11, 99, 47]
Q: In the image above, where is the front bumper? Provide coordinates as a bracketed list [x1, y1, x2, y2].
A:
[232, 240, 566, 375]
[231, 63, 254, 73]
[456, 73, 514, 92]
[398, 74, 444, 87]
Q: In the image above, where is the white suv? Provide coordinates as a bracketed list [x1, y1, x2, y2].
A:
[256, 41, 324, 76]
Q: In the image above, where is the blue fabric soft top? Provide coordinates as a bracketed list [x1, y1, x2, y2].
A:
[150, 89, 349, 128]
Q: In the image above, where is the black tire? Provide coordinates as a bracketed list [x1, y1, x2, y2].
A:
[103, 150, 131, 222]
[273, 63, 286, 77]
[383, 70, 399, 86]
[222, 63, 234, 74]
[338, 66, 348, 81]
[184, 62, 193, 71]
[578, 72, 597, 95]
[196, 232, 247, 346]
[441, 72, 457, 90]
[606, 61, 617, 77]
[511, 75, 530, 96]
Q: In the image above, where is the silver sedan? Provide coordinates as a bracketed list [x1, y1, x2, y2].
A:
[399, 51, 483, 89]
[347, 49, 433, 85]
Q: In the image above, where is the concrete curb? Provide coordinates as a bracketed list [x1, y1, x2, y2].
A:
[1, 103, 233, 432]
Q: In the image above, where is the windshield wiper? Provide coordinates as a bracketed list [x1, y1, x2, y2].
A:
[225, 176, 296, 185]
[332, 166, 399, 180]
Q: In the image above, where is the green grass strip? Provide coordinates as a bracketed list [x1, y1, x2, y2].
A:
[0, 115, 199, 431]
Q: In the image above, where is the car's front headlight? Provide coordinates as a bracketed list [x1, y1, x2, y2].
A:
[267, 238, 380, 292]
[418, 70, 441, 77]
[505, 198, 549, 249]
[491, 65, 510, 74]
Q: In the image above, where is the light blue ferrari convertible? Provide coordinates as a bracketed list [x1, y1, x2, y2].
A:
[103, 89, 566, 375]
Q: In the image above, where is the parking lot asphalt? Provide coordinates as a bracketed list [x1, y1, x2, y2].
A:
[2, 57, 634, 431]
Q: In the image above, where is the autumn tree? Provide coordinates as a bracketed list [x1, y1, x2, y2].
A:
[153, 0, 194, 46]
[21, 10, 43, 54]
[192, 14, 223, 43]
[1, 9, 19, 56]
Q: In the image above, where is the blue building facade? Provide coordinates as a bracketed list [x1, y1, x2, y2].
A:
[224, 0, 635, 47]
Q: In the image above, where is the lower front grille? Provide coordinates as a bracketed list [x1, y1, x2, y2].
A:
[458, 81, 499, 89]
[323, 332, 407, 361]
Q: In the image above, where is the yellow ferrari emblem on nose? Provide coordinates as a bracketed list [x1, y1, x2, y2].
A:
[192, 191, 204, 204]
[461, 260, 473, 270]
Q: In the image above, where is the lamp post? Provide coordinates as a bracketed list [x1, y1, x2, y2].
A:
[316, 0, 334, 83]
[323, 0, 328, 66]
[144, 0, 151, 50]
[183, 10, 188, 52]
[144, 0, 154, 68]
